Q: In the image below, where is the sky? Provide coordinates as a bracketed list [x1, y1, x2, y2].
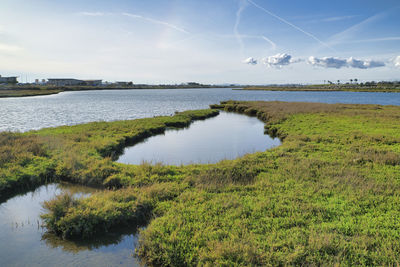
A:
[0, 0, 399, 84]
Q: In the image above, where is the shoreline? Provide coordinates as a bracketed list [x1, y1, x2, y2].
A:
[0, 86, 239, 98]
[0, 85, 400, 99]
[238, 86, 400, 93]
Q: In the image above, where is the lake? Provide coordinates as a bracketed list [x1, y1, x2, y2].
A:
[0, 88, 399, 132]
[117, 111, 281, 165]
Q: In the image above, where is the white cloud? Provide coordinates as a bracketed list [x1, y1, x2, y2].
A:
[347, 57, 385, 69]
[308, 56, 385, 69]
[264, 53, 291, 67]
[394, 56, 400, 68]
[263, 53, 300, 68]
[308, 56, 347, 68]
[243, 57, 257, 65]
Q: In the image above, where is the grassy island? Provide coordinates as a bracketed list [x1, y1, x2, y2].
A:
[1, 101, 400, 265]
[241, 82, 400, 92]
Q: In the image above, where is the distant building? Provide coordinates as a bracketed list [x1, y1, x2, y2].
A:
[47, 78, 85, 86]
[47, 79, 102, 86]
[115, 81, 129, 86]
[0, 75, 18, 84]
[83, 80, 102, 86]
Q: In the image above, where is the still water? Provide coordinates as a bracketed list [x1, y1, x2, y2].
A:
[118, 111, 280, 165]
[0, 183, 140, 267]
[0, 88, 399, 132]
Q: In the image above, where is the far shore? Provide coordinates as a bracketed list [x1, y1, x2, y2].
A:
[0, 84, 239, 98]
[1, 82, 399, 98]
[239, 84, 400, 93]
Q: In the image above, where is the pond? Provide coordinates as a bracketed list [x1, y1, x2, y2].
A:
[0, 88, 399, 132]
[0, 183, 141, 267]
[117, 111, 281, 165]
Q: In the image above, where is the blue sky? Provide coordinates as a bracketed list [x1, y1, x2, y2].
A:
[0, 0, 399, 84]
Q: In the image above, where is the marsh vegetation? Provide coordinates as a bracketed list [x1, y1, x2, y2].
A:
[1, 101, 400, 265]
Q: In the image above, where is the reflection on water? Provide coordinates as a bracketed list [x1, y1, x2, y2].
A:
[117, 111, 281, 165]
[0, 183, 140, 267]
[41, 226, 139, 254]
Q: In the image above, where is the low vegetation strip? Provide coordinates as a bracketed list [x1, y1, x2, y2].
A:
[0, 89, 62, 98]
[242, 83, 400, 92]
[3, 101, 400, 265]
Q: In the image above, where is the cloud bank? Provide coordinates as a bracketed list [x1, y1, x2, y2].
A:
[243, 57, 257, 65]
[308, 56, 385, 69]
[264, 53, 291, 67]
[244, 54, 391, 69]
[308, 56, 347, 68]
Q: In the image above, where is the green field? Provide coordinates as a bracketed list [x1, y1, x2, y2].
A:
[1, 101, 400, 265]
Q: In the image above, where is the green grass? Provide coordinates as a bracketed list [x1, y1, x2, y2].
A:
[242, 84, 400, 92]
[2, 100, 400, 265]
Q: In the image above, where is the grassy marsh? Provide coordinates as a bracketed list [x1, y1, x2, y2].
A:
[2, 100, 400, 265]
[242, 83, 400, 92]
[0, 109, 219, 200]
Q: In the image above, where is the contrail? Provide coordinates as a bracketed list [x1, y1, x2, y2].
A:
[326, 12, 386, 47]
[247, 0, 335, 52]
[234, 0, 248, 54]
[261, 35, 276, 50]
[123, 13, 189, 34]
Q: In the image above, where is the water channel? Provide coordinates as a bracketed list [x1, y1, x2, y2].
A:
[117, 111, 280, 165]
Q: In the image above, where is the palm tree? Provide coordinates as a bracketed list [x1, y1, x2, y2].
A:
[354, 78, 358, 84]
[350, 79, 353, 84]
